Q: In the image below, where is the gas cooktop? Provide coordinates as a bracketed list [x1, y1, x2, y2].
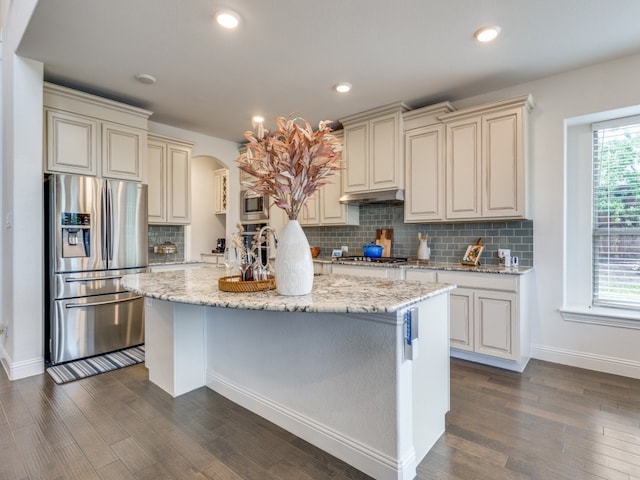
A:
[337, 256, 408, 264]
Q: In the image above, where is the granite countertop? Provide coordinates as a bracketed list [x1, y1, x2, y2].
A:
[148, 260, 204, 267]
[121, 267, 455, 314]
[315, 258, 533, 275]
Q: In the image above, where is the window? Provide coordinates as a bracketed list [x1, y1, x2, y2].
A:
[592, 116, 640, 310]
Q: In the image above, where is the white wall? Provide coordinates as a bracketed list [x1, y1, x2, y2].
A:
[1, 0, 45, 379]
[453, 54, 640, 378]
[190, 155, 226, 260]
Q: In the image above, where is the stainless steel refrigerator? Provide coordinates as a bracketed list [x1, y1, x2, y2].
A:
[45, 174, 148, 365]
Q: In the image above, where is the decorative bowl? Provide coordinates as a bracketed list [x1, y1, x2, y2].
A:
[310, 246, 321, 258]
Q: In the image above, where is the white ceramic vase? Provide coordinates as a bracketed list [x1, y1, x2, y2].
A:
[417, 239, 430, 260]
[274, 219, 314, 295]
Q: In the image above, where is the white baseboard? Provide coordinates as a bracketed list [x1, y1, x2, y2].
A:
[450, 349, 529, 372]
[207, 371, 416, 480]
[531, 344, 640, 380]
[0, 342, 44, 380]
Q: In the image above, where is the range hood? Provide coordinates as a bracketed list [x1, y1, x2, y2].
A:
[339, 189, 404, 205]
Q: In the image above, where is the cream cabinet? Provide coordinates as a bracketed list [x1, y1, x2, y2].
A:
[299, 191, 321, 226]
[147, 134, 193, 225]
[300, 167, 359, 226]
[405, 267, 530, 371]
[441, 95, 533, 221]
[214, 168, 228, 214]
[331, 264, 403, 280]
[403, 269, 437, 283]
[318, 161, 359, 226]
[403, 103, 454, 222]
[437, 270, 530, 372]
[289, 132, 359, 227]
[43, 83, 151, 181]
[341, 103, 409, 194]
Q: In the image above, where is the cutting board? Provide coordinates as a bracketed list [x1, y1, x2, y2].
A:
[375, 229, 393, 257]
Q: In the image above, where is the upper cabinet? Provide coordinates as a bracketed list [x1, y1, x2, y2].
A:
[147, 134, 193, 225]
[403, 102, 454, 223]
[341, 103, 409, 194]
[441, 95, 534, 221]
[299, 130, 359, 227]
[43, 83, 151, 181]
[214, 168, 228, 214]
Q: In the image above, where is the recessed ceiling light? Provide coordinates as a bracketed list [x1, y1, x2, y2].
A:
[215, 10, 240, 29]
[334, 82, 352, 94]
[252, 115, 265, 124]
[474, 25, 501, 43]
[135, 73, 157, 85]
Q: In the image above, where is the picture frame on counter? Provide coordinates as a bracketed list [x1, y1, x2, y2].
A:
[461, 243, 484, 266]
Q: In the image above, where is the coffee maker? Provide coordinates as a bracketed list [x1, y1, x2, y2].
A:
[215, 238, 226, 253]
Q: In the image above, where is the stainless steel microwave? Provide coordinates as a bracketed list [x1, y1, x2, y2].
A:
[240, 189, 269, 222]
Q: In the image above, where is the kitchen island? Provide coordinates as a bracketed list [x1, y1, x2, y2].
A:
[121, 267, 454, 480]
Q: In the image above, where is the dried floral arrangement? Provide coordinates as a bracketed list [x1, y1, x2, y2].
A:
[236, 116, 343, 220]
[230, 223, 267, 262]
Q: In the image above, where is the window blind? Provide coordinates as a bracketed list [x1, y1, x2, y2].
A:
[592, 117, 640, 310]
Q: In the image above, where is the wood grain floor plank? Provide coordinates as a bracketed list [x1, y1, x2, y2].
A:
[2, 357, 640, 479]
[441, 432, 509, 467]
[12, 423, 66, 479]
[200, 457, 246, 480]
[605, 425, 640, 446]
[52, 442, 102, 480]
[95, 460, 135, 480]
[0, 431, 28, 480]
[110, 436, 156, 475]
[204, 435, 281, 480]
[62, 380, 131, 445]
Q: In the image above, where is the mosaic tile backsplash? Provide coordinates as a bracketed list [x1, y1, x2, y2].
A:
[302, 204, 533, 266]
[148, 225, 185, 264]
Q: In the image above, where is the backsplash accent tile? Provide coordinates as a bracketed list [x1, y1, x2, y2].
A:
[148, 225, 185, 263]
[302, 205, 533, 266]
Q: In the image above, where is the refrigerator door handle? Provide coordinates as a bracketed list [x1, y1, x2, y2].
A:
[65, 275, 123, 283]
[107, 181, 114, 262]
[101, 185, 108, 262]
[65, 295, 143, 309]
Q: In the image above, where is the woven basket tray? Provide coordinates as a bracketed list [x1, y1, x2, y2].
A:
[218, 275, 276, 292]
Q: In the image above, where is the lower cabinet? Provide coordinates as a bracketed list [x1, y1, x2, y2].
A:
[437, 270, 529, 371]
[329, 264, 530, 371]
[448, 287, 517, 359]
[330, 264, 403, 280]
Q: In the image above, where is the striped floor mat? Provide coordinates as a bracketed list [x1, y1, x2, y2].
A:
[46, 345, 145, 385]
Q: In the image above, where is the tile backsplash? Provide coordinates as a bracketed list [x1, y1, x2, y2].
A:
[302, 204, 533, 266]
[148, 225, 185, 264]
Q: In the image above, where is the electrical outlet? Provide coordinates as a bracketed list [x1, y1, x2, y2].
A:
[498, 248, 510, 259]
[341, 245, 349, 253]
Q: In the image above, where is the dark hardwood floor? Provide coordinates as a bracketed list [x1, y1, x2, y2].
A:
[1, 358, 639, 479]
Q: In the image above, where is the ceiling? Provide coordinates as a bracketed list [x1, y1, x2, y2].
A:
[17, 0, 640, 143]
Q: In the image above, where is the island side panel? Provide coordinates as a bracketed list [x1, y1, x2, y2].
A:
[145, 298, 206, 397]
[205, 307, 416, 480]
[411, 292, 450, 463]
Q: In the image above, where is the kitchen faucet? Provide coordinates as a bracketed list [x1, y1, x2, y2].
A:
[254, 225, 278, 279]
[257, 225, 278, 251]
